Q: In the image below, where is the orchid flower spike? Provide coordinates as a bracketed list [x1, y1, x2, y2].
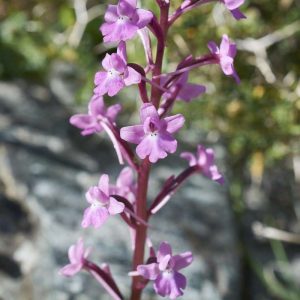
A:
[181, 145, 224, 184]
[69, 94, 121, 136]
[59, 238, 91, 277]
[82, 174, 125, 228]
[100, 0, 153, 43]
[136, 242, 193, 299]
[222, 0, 246, 20]
[94, 41, 141, 97]
[120, 103, 185, 163]
[208, 34, 240, 83]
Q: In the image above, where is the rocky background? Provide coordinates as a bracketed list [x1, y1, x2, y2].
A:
[0, 78, 238, 300]
[1, 76, 299, 300]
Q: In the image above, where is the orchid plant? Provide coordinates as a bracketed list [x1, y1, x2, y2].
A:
[61, 0, 245, 299]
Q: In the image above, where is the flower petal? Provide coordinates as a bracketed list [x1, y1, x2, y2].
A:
[108, 197, 125, 215]
[120, 125, 144, 144]
[177, 83, 206, 102]
[137, 263, 159, 280]
[136, 8, 153, 28]
[157, 242, 172, 262]
[59, 263, 82, 277]
[224, 0, 244, 10]
[107, 77, 125, 96]
[180, 152, 197, 166]
[104, 5, 119, 22]
[99, 174, 110, 196]
[117, 0, 137, 17]
[124, 67, 141, 86]
[140, 103, 159, 123]
[172, 252, 193, 271]
[88, 95, 105, 117]
[165, 114, 185, 133]
[106, 104, 122, 122]
[117, 41, 127, 63]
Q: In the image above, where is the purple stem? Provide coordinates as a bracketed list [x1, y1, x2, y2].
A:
[84, 261, 124, 300]
[150, 1, 170, 108]
[107, 123, 139, 171]
[130, 158, 151, 300]
[169, 0, 216, 27]
[148, 166, 199, 216]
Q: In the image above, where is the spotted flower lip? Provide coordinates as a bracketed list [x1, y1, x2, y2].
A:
[69, 94, 121, 136]
[120, 103, 185, 163]
[94, 41, 141, 97]
[181, 145, 224, 184]
[59, 238, 91, 277]
[222, 0, 246, 20]
[136, 242, 193, 299]
[100, 0, 153, 43]
[81, 174, 125, 228]
[208, 34, 240, 84]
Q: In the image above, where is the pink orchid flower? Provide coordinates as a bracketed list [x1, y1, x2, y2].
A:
[208, 34, 240, 83]
[82, 174, 125, 228]
[181, 145, 224, 184]
[94, 41, 141, 97]
[59, 238, 91, 277]
[100, 0, 153, 42]
[120, 103, 185, 163]
[137, 242, 193, 299]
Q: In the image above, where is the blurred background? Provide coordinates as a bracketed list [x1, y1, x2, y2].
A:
[0, 0, 299, 299]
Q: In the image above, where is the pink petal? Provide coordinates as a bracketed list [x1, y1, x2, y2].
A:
[177, 83, 206, 102]
[110, 53, 126, 73]
[137, 263, 160, 280]
[117, 41, 127, 63]
[116, 167, 134, 187]
[140, 103, 158, 123]
[88, 95, 105, 116]
[59, 263, 82, 277]
[117, 0, 137, 17]
[220, 34, 230, 56]
[124, 67, 141, 86]
[157, 133, 177, 154]
[157, 242, 172, 262]
[120, 125, 144, 144]
[99, 174, 110, 196]
[68, 244, 78, 264]
[224, 0, 244, 10]
[172, 252, 193, 271]
[104, 5, 119, 22]
[159, 254, 171, 271]
[107, 77, 125, 96]
[106, 104, 122, 122]
[207, 41, 219, 55]
[136, 8, 153, 28]
[220, 56, 234, 76]
[94, 72, 109, 96]
[82, 206, 109, 229]
[136, 136, 153, 160]
[180, 152, 197, 166]
[101, 53, 113, 71]
[209, 165, 224, 184]
[69, 114, 94, 131]
[165, 114, 185, 133]
[100, 22, 117, 37]
[108, 197, 125, 215]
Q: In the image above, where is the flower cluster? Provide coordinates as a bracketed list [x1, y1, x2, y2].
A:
[61, 0, 244, 299]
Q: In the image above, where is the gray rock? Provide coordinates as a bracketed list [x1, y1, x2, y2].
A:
[0, 80, 239, 300]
